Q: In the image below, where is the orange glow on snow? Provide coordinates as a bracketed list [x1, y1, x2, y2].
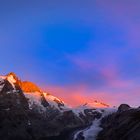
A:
[41, 85, 111, 107]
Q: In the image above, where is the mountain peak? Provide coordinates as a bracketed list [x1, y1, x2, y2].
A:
[5, 72, 41, 93]
[83, 100, 110, 108]
[6, 72, 19, 81]
[5, 72, 20, 89]
[6, 72, 17, 77]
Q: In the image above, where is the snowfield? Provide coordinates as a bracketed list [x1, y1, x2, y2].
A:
[74, 108, 117, 140]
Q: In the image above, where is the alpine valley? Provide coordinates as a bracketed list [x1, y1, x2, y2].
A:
[0, 72, 140, 140]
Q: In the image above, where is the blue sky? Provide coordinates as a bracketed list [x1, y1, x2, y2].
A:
[0, 0, 140, 106]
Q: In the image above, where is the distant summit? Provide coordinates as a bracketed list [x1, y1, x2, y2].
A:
[83, 100, 110, 108]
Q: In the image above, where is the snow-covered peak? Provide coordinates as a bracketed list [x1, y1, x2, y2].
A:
[7, 75, 16, 83]
[43, 92, 69, 111]
[7, 75, 17, 89]
[24, 92, 46, 113]
[83, 100, 110, 108]
[23, 91, 69, 113]
[0, 73, 20, 93]
[3, 72, 19, 89]
[72, 100, 111, 117]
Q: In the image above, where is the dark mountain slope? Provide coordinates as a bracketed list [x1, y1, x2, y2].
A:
[97, 104, 140, 140]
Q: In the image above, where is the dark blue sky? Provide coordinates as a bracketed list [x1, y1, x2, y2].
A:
[0, 0, 140, 106]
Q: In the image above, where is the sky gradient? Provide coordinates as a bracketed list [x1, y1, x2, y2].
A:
[0, 0, 140, 106]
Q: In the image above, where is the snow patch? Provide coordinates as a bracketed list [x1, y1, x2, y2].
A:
[73, 105, 104, 117]
[7, 75, 16, 89]
[0, 78, 5, 92]
[4, 108, 10, 111]
[83, 119, 102, 140]
[43, 92, 69, 111]
[74, 108, 117, 140]
[6, 89, 18, 94]
[72, 105, 91, 117]
[28, 120, 31, 126]
[74, 119, 102, 140]
[24, 92, 46, 113]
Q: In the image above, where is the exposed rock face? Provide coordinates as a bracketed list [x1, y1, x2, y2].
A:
[0, 78, 30, 140]
[118, 104, 130, 112]
[97, 105, 140, 140]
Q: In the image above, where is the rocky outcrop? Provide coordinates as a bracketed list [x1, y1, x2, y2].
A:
[118, 104, 130, 112]
[0, 77, 30, 140]
[97, 105, 140, 140]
